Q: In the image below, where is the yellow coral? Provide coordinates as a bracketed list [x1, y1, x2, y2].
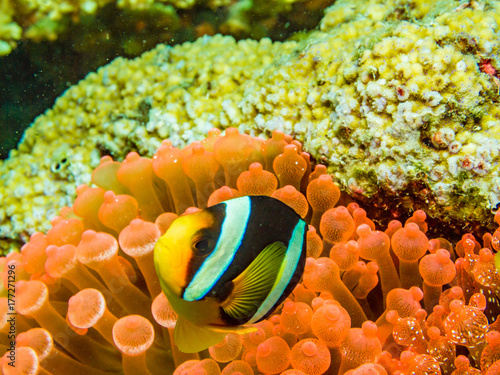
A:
[2, 0, 500, 252]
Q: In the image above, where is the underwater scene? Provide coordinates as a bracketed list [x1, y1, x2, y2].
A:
[2, 0, 500, 373]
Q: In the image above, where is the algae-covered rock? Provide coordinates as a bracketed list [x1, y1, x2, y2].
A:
[1, 0, 500, 252]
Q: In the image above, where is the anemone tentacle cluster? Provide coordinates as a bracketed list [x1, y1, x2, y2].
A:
[4, 128, 500, 374]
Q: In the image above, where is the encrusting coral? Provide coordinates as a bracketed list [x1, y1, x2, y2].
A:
[5, 127, 500, 374]
[2, 0, 500, 253]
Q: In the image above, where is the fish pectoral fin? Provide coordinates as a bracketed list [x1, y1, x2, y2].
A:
[174, 316, 228, 353]
[221, 241, 287, 321]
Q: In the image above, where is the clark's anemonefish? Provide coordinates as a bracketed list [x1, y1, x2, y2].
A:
[154, 195, 307, 353]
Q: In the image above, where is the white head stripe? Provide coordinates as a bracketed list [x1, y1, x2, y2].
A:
[248, 219, 306, 323]
[183, 196, 251, 301]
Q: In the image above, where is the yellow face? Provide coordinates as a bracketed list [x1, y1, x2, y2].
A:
[154, 210, 215, 297]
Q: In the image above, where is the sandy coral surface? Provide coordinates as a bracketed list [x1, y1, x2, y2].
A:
[1, 0, 500, 252]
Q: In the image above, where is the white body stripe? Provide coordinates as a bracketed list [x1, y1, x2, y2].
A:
[183, 196, 251, 301]
[248, 219, 306, 323]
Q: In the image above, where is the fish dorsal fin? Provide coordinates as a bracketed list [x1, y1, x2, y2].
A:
[221, 241, 287, 321]
[174, 316, 228, 353]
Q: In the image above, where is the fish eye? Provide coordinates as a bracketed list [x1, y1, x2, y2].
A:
[192, 237, 212, 254]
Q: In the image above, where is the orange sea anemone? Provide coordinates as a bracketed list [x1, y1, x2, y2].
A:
[5, 127, 500, 374]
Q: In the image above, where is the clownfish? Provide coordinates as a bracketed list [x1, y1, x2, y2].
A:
[154, 195, 307, 353]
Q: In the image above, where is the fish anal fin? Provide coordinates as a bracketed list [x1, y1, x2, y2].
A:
[174, 316, 228, 353]
[221, 241, 287, 321]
